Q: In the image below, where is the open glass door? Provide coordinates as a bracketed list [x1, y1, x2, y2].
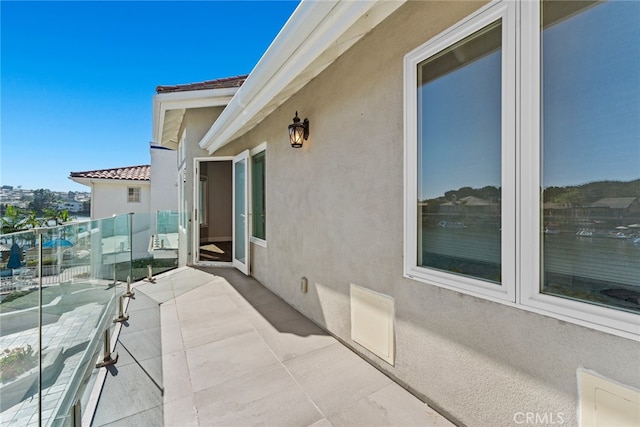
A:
[232, 150, 250, 274]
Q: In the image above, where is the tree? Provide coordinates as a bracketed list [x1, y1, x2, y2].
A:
[28, 189, 57, 216]
[1, 205, 31, 244]
[42, 208, 71, 226]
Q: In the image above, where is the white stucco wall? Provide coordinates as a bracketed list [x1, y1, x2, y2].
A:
[150, 142, 178, 239]
[210, 1, 640, 425]
[91, 180, 151, 260]
[91, 181, 150, 220]
[150, 143, 178, 214]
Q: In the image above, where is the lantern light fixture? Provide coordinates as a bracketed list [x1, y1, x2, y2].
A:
[288, 111, 309, 148]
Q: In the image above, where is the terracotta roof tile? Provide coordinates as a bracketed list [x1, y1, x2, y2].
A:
[155, 74, 248, 94]
[70, 165, 150, 181]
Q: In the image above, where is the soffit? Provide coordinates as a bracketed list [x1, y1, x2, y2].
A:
[161, 109, 186, 148]
[199, 0, 406, 154]
[152, 86, 241, 149]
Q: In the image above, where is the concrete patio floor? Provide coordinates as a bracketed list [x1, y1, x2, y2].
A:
[94, 266, 454, 426]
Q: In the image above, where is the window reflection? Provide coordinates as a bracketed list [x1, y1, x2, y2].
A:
[417, 21, 502, 284]
[541, 1, 640, 313]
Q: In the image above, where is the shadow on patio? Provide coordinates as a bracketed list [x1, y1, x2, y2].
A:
[92, 266, 453, 426]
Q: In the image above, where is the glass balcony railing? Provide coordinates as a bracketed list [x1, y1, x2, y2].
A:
[0, 211, 180, 425]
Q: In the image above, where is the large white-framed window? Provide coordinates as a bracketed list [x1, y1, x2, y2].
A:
[404, 1, 516, 303]
[405, 0, 640, 339]
[520, 0, 640, 337]
[250, 143, 267, 246]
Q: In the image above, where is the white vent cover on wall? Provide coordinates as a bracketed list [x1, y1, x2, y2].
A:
[350, 284, 395, 365]
[579, 369, 640, 427]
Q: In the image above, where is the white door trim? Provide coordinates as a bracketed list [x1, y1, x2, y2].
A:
[193, 156, 233, 266]
[232, 150, 251, 275]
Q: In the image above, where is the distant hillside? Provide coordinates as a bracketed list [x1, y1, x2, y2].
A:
[420, 179, 639, 211]
[543, 179, 640, 205]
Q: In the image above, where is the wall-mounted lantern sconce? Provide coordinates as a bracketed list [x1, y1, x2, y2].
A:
[288, 111, 309, 148]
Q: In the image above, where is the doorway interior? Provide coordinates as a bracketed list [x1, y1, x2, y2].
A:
[196, 159, 233, 264]
[194, 151, 250, 275]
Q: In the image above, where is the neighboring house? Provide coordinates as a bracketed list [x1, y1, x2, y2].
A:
[56, 201, 84, 213]
[70, 164, 151, 220]
[439, 196, 499, 215]
[69, 143, 178, 260]
[589, 197, 640, 221]
[153, 1, 640, 426]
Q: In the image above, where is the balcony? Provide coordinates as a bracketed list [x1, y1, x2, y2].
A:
[1, 213, 452, 426]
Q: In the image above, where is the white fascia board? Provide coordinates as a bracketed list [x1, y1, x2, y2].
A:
[199, 0, 405, 154]
[69, 177, 150, 187]
[152, 87, 239, 145]
[69, 177, 92, 188]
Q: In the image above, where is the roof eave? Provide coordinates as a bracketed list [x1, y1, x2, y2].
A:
[152, 87, 241, 148]
[199, 0, 406, 154]
[69, 177, 150, 186]
[69, 176, 92, 187]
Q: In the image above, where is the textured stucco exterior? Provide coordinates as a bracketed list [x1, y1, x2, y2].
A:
[207, 2, 640, 425]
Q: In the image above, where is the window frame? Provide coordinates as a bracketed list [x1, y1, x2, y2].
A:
[404, 0, 640, 339]
[127, 187, 141, 203]
[404, 0, 517, 303]
[518, 0, 640, 338]
[250, 142, 267, 247]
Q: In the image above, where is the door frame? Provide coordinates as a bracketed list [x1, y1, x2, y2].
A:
[192, 156, 233, 266]
[232, 150, 251, 275]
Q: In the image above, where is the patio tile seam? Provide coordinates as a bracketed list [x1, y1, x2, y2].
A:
[94, 403, 164, 427]
[180, 327, 259, 354]
[161, 350, 194, 405]
[279, 359, 327, 419]
[246, 316, 330, 419]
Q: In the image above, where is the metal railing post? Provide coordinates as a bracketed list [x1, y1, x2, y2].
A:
[72, 399, 81, 427]
[124, 275, 135, 298]
[113, 295, 129, 323]
[145, 264, 155, 283]
[95, 328, 118, 368]
[35, 227, 45, 427]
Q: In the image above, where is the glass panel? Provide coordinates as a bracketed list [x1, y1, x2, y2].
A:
[129, 211, 178, 281]
[1, 212, 174, 423]
[199, 177, 207, 226]
[234, 158, 246, 263]
[157, 210, 179, 235]
[541, 1, 640, 313]
[252, 151, 266, 240]
[0, 229, 40, 423]
[417, 21, 502, 284]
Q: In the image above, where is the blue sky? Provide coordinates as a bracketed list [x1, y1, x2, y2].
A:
[419, 50, 501, 200]
[1, 1, 299, 192]
[418, 1, 639, 200]
[542, 1, 640, 189]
